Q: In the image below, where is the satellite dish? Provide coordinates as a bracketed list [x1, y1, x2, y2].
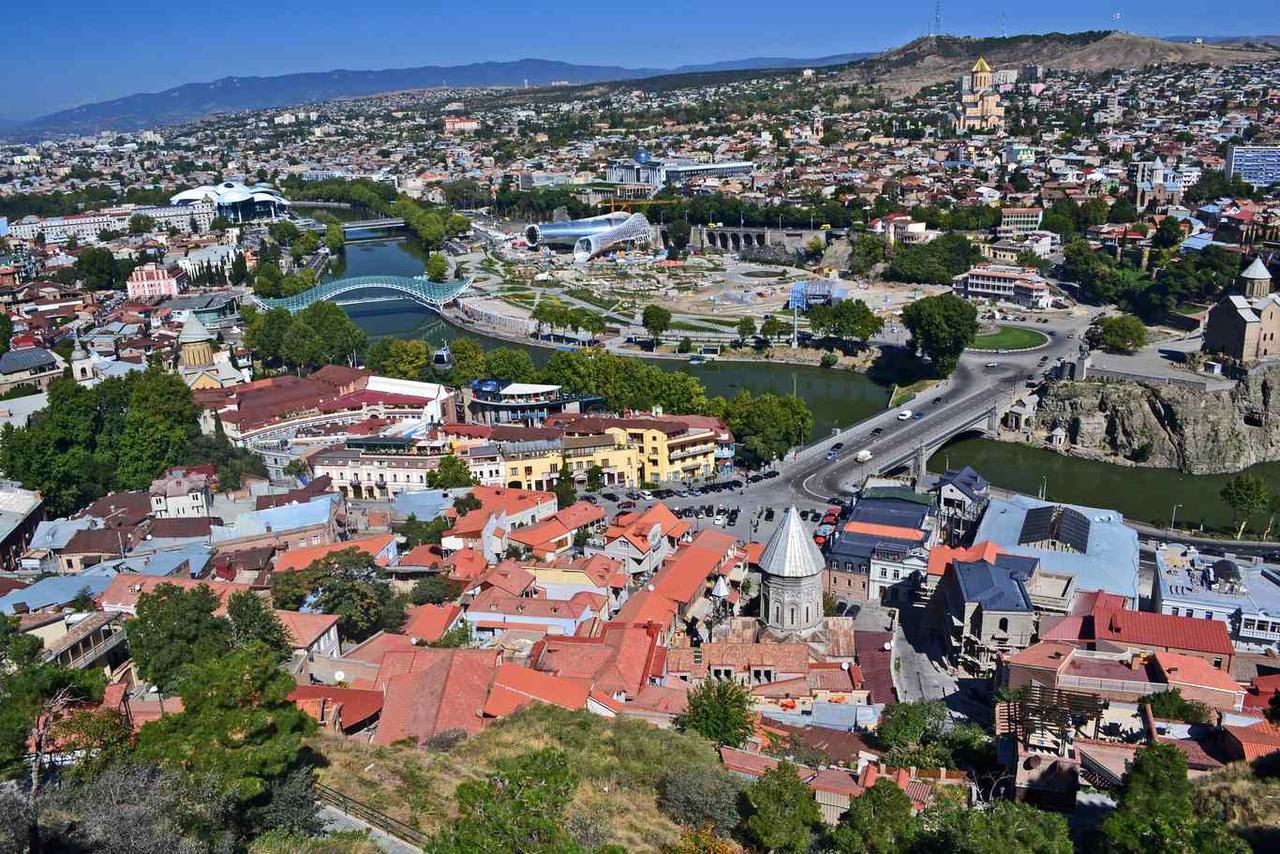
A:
[334, 670, 345, 682]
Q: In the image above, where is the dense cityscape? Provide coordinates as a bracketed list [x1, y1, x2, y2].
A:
[2, 18, 1280, 854]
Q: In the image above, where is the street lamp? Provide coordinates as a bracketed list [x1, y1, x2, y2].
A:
[1169, 503, 1183, 534]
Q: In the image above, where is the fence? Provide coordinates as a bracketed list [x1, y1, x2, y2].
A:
[315, 781, 430, 849]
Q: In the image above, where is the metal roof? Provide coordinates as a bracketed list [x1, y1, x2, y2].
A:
[758, 506, 824, 579]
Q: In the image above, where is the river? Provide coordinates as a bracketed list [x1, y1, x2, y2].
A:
[325, 236, 1275, 531]
[327, 236, 891, 438]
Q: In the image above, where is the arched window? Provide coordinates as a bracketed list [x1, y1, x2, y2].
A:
[789, 606, 797, 626]
[774, 604, 781, 624]
[998, 617, 1009, 632]
[805, 606, 811, 623]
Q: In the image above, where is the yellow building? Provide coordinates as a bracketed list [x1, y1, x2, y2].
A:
[600, 422, 717, 484]
[502, 434, 642, 491]
[956, 57, 1005, 133]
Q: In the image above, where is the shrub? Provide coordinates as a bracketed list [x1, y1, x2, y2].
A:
[657, 765, 743, 835]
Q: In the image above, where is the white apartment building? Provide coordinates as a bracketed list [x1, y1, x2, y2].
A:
[953, 264, 1053, 309]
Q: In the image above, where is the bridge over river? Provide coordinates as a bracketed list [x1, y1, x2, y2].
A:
[248, 274, 471, 314]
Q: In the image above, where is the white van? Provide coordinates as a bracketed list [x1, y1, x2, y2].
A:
[855, 449, 873, 463]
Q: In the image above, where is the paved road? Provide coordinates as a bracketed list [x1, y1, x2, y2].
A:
[732, 318, 1088, 505]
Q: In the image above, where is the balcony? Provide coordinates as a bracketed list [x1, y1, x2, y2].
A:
[670, 444, 714, 461]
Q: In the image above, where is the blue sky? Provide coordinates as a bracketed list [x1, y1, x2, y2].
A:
[4, 1, 1277, 120]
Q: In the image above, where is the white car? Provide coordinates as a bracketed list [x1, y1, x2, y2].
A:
[639, 490, 654, 501]
[855, 449, 873, 463]
[896, 409, 913, 421]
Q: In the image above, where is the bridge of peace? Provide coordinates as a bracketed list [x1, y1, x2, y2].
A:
[247, 274, 472, 314]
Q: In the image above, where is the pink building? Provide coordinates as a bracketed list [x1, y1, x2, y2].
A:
[126, 262, 187, 300]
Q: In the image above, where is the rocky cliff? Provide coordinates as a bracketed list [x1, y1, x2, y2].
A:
[1035, 366, 1280, 474]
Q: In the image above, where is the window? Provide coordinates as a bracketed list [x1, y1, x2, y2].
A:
[805, 606, 811, 623]
[789, 606, 796, 626]
[1170, 607, 1179, 616]
[998, 617, 1009, 633]
[1212, 658, 1223, 669]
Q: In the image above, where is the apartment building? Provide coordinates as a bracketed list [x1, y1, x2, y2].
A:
[952, 264, 1053, 309]
[554, 414, 719, 483]
[997, 207, 1044, 239]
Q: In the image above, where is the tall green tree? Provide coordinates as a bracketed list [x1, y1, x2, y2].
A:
[1101, 742, 1247, 854]
[0, 314, 11, 355]
[297, 301, 366, 366]
[736, 316, 757, 342]
[425, 253, 449, 282]
[448, 337, 487, 385]
[829, 777, 917, 854]
[227, 591, 293, 661]
[136, 644, 314, 802]
[273, 548, 405, 642]
[554, 461, 576, 510]
[427, 454, 477, 489]
[677, 678, 754, 747]
[744, 761, 822, 854]
[1221, 474, 1270, 539]
[642, 304, 672, 345]
[280, 320, 323, 373]
[901, 294, 979, 376]
[125, 583, 232, 695]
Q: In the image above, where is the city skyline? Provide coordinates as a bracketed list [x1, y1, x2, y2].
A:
[6, 0, 1278, 120]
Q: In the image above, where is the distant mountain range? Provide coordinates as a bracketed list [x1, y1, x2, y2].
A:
[1166, 34, 1280, 46]
[7, 52, 875, 139]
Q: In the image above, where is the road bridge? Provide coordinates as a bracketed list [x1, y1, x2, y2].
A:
[341, 217, 406, 233]
[248, 274, 471, 314]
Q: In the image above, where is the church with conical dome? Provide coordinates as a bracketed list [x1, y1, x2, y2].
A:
[955, 56, 1006, 133]
[758, 506, 827, 636]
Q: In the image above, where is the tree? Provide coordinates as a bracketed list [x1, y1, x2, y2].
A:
[484, 347, 538, 383]
[1138, 687, 1211, 724]
[808, 299, 884, 349]
[876, 701, 949, 753]
[436, 748, 581, 853]
[677, 678, 753, 747]
[656, 765, 743, 836]
[848, 235, 886, 276]
[921, 799, 1072, 854]
[0, 314, 11, 355]
[828, 778, 917, 854]
[554, 461, 576, 510]
[369, 339, 428, 379]
[585, 464, 604, 492]
[125, 583, 232, 695]
[128, 214, 156, 235]
[136, 644, 314, 802]
[448, 337, 487, 385]
[667, 220, 692, 256]
[425, 253, 449, 283]
[901, 294, 978, 376]
[1221, 474, 1270, 539]
[297, 301, 366, 366]
[706, 390, 814, 469]
[277, 548, 405, 642]
[226, 591, 292, 661]
[1152, 217, 1184, 249]
[411, 575, 462, 606]
[743, 761, 822, 854]
[245, 307, 293, 364]
[736, 316, 757, 343]
[642, 304, 672, 346]
[1092, 315, 1147, 354]
[280, 320, 323, 373]
[74, 247, 120, 289]
[428, 454, 477, 489]
[760, 315, 788, 343]
[1101, 742, 1247, 854]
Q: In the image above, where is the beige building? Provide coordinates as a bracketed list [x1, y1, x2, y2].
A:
[956, 57, 1006, 133]
[1202, 258, 1278, 363]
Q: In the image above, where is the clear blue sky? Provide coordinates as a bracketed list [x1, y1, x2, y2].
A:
[5, 0, 1277, 120]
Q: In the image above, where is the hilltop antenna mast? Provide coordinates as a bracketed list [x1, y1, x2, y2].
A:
[1001, 12, 1007, 38]
[934, 0, 942, 37]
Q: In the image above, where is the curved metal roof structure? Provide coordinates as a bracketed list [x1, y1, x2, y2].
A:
[171, 181, 291, 208]
[248, 275, 472, 314]
[573, 212, 652, 262]
[525, 212, 630, 248]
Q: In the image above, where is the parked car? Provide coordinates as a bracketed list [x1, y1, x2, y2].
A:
[618, 500, 636, 510]
[870, 428, 884, 438]
[897, 409, 913, 421]
[855, 449, 873, 463]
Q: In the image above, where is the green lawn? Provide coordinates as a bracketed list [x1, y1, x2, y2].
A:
[970, 325, 1048, 351]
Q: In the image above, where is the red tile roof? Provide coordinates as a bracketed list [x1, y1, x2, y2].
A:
[482, 663, 591, 717]
[927, 541, 1001, 578]
[288, 685, 383, 732]
[402, 603, 462, 644]
[274, 610, 338, 649]
[274, 534, 395, 573]
[373, 648, 501, 745]
[100, 575, 253, 616]
[1095, 606, 1234, 657]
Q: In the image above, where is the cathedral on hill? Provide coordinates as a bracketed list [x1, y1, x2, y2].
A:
[955, 57, 1006, 133]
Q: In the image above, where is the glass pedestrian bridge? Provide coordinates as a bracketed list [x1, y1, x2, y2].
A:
[248, 275, 472, 314]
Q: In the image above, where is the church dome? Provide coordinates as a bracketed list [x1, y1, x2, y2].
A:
[758, 506, 824, 579]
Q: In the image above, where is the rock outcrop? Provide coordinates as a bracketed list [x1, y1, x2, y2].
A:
[1035, 365, 1280, 474]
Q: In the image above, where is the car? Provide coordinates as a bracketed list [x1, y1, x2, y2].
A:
[855, 449, 873, 463]
[913, 412, 923, 420]
[714, 514, 726, 526]
[601, 493, 619, 502]
[831, 442, 844, 451]
[897, 409, 913, 421]
[932, 396, 943, 406]
[813, 534, 827, 547]
[639, 491, 654, 501]
[618, 500, 636, 510]
[985, 361, 1000, 368]
[764, 508, 775, 521]
[870, 427, 884, 438]
[825, 451, 839, 461]
[1067, 332, 1075, 339]
[625, 491, 641, 501]
[581, 494, 598, 503]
